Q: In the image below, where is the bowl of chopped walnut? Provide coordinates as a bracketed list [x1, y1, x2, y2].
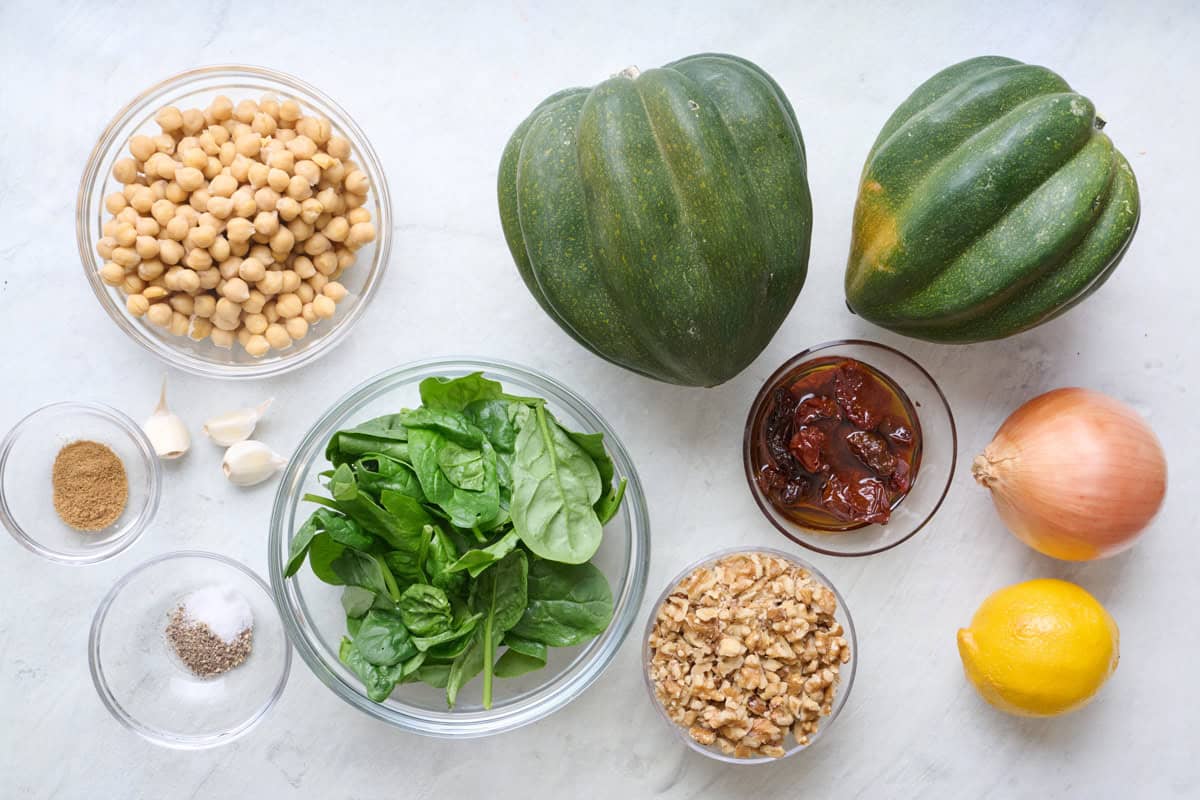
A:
[643, 548, 856, 762]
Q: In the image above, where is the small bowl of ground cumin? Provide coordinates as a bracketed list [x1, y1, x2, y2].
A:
[1, 401, 161, 564]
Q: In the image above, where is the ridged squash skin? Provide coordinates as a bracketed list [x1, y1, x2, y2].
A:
[498, 54, 812, 387]
[845, 56, 1140, 343]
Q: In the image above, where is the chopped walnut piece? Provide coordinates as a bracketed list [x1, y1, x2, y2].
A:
[647, 552, 850, 759]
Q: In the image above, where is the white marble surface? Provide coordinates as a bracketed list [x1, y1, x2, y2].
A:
[1, 1, 1197, 797]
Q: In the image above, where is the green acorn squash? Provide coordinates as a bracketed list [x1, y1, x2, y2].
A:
[845, 56, 1140, 343]
[498, 54, 812, 386]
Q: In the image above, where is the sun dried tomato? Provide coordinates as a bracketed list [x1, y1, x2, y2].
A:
[845, 430, 897, 476]
[834, 362, 879, 429]
[788, 426, 827, 473]
[821, 473, 891, 525]
[889, 458, 911, 494]
[794, 395, 842, 425]
[878, 416, 914, 445]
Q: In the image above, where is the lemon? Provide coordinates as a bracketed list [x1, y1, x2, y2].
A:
[956, 578, 1119, 717]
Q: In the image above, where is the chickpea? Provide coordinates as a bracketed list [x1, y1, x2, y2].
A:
[104, 193, 127, 215]
[324, 136, 350, 160]
[207, 173, 237, 198]
[122, 274, 146, 295]
[323, 216, 350, 243]
[112, 247, 140, 268]
[265, 149, 294, 173]
[99, 262, 126, 286]
[182, 147, 207, 170]
[303, 233, 331, 256]
[145, 302, 172, 327]
[344, 191, 365, 210]
[275, 293, 302, 318]
[165, 180, 188, 203]
[193, 294, 217, 318]
[253, 186, 279, 212]
[203, 157, 223, 180]
[265, 323, 292, 350]
[263, 300, 279, 322]
[169, 293, 194, 315]
[236, 133, 262, 159]
[310, 294, 336, 319]
[234, 99, 257, 124]
[248, 244, 275, 265]
[294, 159, 321, 185]
[230, 239, 250, 258]
[159, 239, 184, 266]
[344, 169, 369, 195]
[257, 270, 284, 296]
[163, 215, 188, 242]
[218, 140, 237, 166]
[243, 312, 269, 335]
[283, 317, 307, 340]
[276, 196, 301, 221]
[218, 259, 241, 281]
[208, 124, 230, 145]
[307, 273, 329, 294]
[288, 218, 314, 242]
[166, 311, 189, 337]
[313, 250, 338, 275]
[236, 257, 265, 283]
[197, 132, 218, 156]
[269, 226, 295, 254]
[299, 198, 323, 224]
[130, 186, 155, 214]
[286, 135, 317, 160]
[286, 174, 313, 201]
[300, 302, 318, 324]
[112, 158, 139, 184]
[143, 286, 169, 301]
[254, 210, 280, 236]
[315, 211, 332, 230]
[232, 190, 257, 218]
[181, 108, 205, 135]
[279, 99, 301, 123]
[153, 133, 176, 155]
[96, 236, 117, 260]
[150, 180, 169, 200]
[198, 268, 221, 290]
[296, 283, 314, 303]
[136, 216, 160, 237]
[226, 217, 254, 243]
[137, 258, 165, 280]
[150, 199, 174, 226]
[209, 95, 234, 122]
[315, 187, 342, 215]
[175, 166, 206, 193]
[221, 277, 251, 303]
[126, 294, 150, 316]
[189, 317, 213, 341]
[184, 248, 213, 271]
[243, 289, 267, 314]
[155, 106, 184, 132]
[251, 112, 277, 137]
[135, 235, 160, 260]
[211, 327, 235, 349]
[177, 269, 201, 294]
[288, 255, 314, 279]
[210, 236, 231, 263]
[239, 333, 267, 357]
[188, 224, 217, 249]
[130, 134, 157, 162]
[207, 195, 234, 219]
[346, 222, 376, 250]
[323, 281, 348, 302]
[266, 167, 290, 193]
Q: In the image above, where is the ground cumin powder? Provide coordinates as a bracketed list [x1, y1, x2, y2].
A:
[52, 440, 128, 531]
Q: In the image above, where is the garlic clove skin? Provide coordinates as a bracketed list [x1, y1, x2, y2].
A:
[203, 398, 273, 447]
[143, 377, 190, 459]
[222, 440, 287, 487]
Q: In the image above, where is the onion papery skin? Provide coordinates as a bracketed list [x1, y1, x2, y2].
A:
[972, 388, 1166, 561]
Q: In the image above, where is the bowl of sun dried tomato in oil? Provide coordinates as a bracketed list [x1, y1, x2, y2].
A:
[744, 340, 956, 557]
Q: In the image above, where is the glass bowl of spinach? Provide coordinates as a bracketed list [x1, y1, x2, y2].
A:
[268, 357, 649, 737]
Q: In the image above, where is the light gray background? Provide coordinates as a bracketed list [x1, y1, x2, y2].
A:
[1, 1, 1196, 797]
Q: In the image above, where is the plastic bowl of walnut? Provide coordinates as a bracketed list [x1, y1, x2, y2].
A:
[642, 547, 857, 763]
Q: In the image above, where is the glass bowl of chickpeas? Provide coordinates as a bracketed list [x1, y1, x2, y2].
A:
[77, 65, 392, 378]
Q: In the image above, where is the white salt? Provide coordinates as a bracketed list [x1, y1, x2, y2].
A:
[181, 584, 253, 644]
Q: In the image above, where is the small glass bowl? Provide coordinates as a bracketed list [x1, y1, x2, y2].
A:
[89, 551, 292, 749]
[269, 357, 650, 738]
[744, 340, 956, 557]
[642, 546, 857, 764]
[0, 402, 160, 564]
[77, 65, 392, 379]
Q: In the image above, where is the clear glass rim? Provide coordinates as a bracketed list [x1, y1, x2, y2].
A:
[641, 545, 858, 765]
[75, 64, 393, 380]
[268, 356, 651, 737]
[0, 401, 161, 565]
[743, 339, 957, 558]
[87, 549, 293, 749]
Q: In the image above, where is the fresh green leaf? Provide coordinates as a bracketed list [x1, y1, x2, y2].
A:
[338, 637, 403, 702]
[412, 611, 482, 653]
[446, 530, 520, 577]
[341, 586, 376, 618]
[511, 559, 613, 647]
[308, 534, 346, 584]
[285, 513, 321, 577]
[353, 454, 424, 502]
[398, 584, 453, 636]
[473, 549, 529, 709]
[425, 526, 468, 597]
[399, 408, 485, 449]
[464, 399, 519, 453]
[408, 428, 501, 529]
[494, 633, 548, 678]
[414, 663, 451, 688]
[327, 414, 409, 466]
[418, 373, 504, 413]
[354, 609, 419, 666]
[331, 548, 400, 602]
[326, 464, 429, 553]
[509, 404, 603, 564]
[436, 440, 488, 491]
[595, 478, 627, 525]
[446, 629, 484, 708]
[346, 615, 363, 638]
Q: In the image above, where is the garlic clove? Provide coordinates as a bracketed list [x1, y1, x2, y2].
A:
[222, 440, 287, 487]
[203, 398, 273, 447]
[143, 377, 190, 459]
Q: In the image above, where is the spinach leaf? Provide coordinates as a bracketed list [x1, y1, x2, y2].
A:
[287, 508, 375, 576]
[464, 399, 519, 453]
[341, 586, 376, 618]
[400, 408, 485, 449]
[347, 615, 363, 638]
[412, 611, 482, 653]
[494, 633, 547, 678]
[509, 404, 603, 564]
[353, 454, 424, 502]
[339, 636, 423, 702]
[324, 464, 430, 554]
[510, 559, 613, 647]
[594, 478, 628, 525]
[418, 373, 503, 412]
[446, 629, 484, 708]
[436, 440, 488, 491]
[472, 549, 528, 708]
[425, 526, 468, 597]
[331, 548, 400, 602]
[398, 584, 452, 636]
[446, 530, 520, 577]
[377, 491, 435, 584]
[408, 428, 500, 530]
[327, 414, 409, 466]
[285, 513, 322, 577]
[354, 609, 419, 666]
[414, 662, 451, 689]
[307, 534, 346, 585]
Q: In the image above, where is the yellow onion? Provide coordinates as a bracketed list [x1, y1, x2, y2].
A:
[972, 388, 1166, 561]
